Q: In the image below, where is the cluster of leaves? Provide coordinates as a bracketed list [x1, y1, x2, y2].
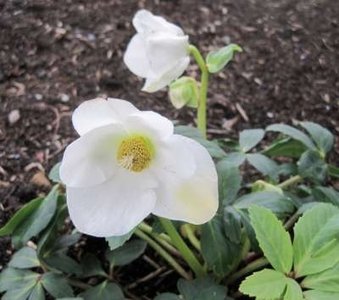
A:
[0, 121, 338, 299]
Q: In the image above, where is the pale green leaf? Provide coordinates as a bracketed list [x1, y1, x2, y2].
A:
[239, 129, 265, 152]
[79, 281, 124, 300]
[28, 282, 45, 300]
[293, 203, 339, 277]
[283, 278, 303, 300]
[246, 153, 279, 180]
[49, 162, 62, 183]
[0, 268, 39, 292]
[297, 150, 327, 183]
[105, 229, 134, 250]
[249, 206, 293, 273]
[9, 247, 40, 269]
[169, 76, 199, 109]
[206, 44, 242, 73]
[304, 290, 339, 300]
[239, 269, 287, 299]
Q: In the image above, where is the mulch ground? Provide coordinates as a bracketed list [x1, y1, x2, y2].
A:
[0, 0, 338, 297]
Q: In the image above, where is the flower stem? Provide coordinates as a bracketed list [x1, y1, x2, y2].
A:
[139, 222, 172, 244]
[134, 228, 191, 280]
[182, 224, 201, 252]
[189, 45, 209, 138]
[278, 175, 302, 189]
[226, 257, 269, 285]
[158, 217, 206, 277]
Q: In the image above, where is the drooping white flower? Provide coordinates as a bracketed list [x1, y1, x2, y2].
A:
[60, 98, 218, 237]
[124, 10, 190, 93]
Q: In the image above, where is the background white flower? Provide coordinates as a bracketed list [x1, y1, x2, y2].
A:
[124, 10, 190, 93]
[60, 98, 218, 237]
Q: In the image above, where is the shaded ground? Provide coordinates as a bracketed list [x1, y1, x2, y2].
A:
[0, 0, 338, 297]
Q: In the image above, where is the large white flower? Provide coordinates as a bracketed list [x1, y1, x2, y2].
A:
[60, 98, 218, 237]
[124, 10, 190, 93]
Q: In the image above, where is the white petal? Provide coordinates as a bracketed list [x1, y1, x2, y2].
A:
[125, 111, 174, 141]
[66, 171, 157, 237]
[60, 124, 125, 188]
[152, 135, 218, 224]
[123, 34, 150, 78]
[142, 56, 190, 92]
[133, 10, 184, 36]
[72, 98, 139, 135]
[146, 34, 189, 75]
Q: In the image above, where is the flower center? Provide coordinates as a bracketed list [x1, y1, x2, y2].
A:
[117, 135, 154, 172]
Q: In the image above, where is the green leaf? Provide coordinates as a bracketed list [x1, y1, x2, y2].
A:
[302, 263, 339, 292]
[297, 150, 327, 183]
[105, 239, 146, 267]
[201, 216, 242, 277]
[239, 269, 287, 299]
[106, 230, 134, 250]
[234, 191, 295, 218]
[293, 203, 339, 277]
[12, 185, 59, 247]
[239, 129, 265, 152]
[154, 293, 181, 300]
[283, 278, 303, 300]
[216, 160, 242, 206]
[41, 272, 74, 298]
[304, 290, 339, 300]
[28, 282, 45, 300]
[0, 268, 39, 292]
[2, 287, 36, 300]
[44, 253, 83, 276]
[249, 206, 293, 273]
[246, 153, 279, 181]
[328, 164, 339, 178]
[300, 121, 334, 154]
[221, 152, 246, 167]
[9, 247, 40, 269]
[177, 277, 226, 300]
[206, 44, 242, 73]
[262, 137, 307, 158]
[266, 124, 316, 150]
[80, 254, 107, 278]
[312, 186, 339, 207]
[174, 126, 226, 158]
[79, 281, 124, 300]
[223, 207, 242, 243]
[0, 197, 43, 236]
[169, 76, 199, 109]
[49, 162, 62, 183]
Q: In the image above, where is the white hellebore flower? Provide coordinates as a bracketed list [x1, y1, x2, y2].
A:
[60, 98, 218, 237]
[124, 9, 190, 93]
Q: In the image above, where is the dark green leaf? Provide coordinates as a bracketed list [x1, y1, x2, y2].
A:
[154, 293, 181, 300]
[80, 254, 107, 278]
[312, 186, 339, 207]
[49, 162, 62, 183]
[12, 185, 59, 247]
[206, 44, 242, 73]
[262, 137, 306, 158]
[9, 247, 40, 269]
[249, 206, 293, 273]
[201, 216, 242, 277]
[239, 129, 265, 152]
[28, 282, 45, 300]
[246, 153, 279, 181]
[239, 269, 287, 299]
[0, 198, 43, 236]
[79, 281, 124, 300]
[41, 272, 74, 298]
[221, 152, 246, 167]
[223, 207, 242, 243]
[177, 277, 226, 300]
[234, 191, 295, 218]
[300, 121, 334, 154]
[44, 253, 82, 276]
[298, 150, 327, 183]
[216, 160, 242, 206]
[328, 164, 339, 178]
[105, 239, 146, 267]
[266, 124, 316, 150]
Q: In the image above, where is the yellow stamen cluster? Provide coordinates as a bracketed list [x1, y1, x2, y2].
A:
[117, 135, 154, 172]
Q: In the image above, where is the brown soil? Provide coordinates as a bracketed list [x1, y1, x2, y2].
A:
[1, 0, 338, 297]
